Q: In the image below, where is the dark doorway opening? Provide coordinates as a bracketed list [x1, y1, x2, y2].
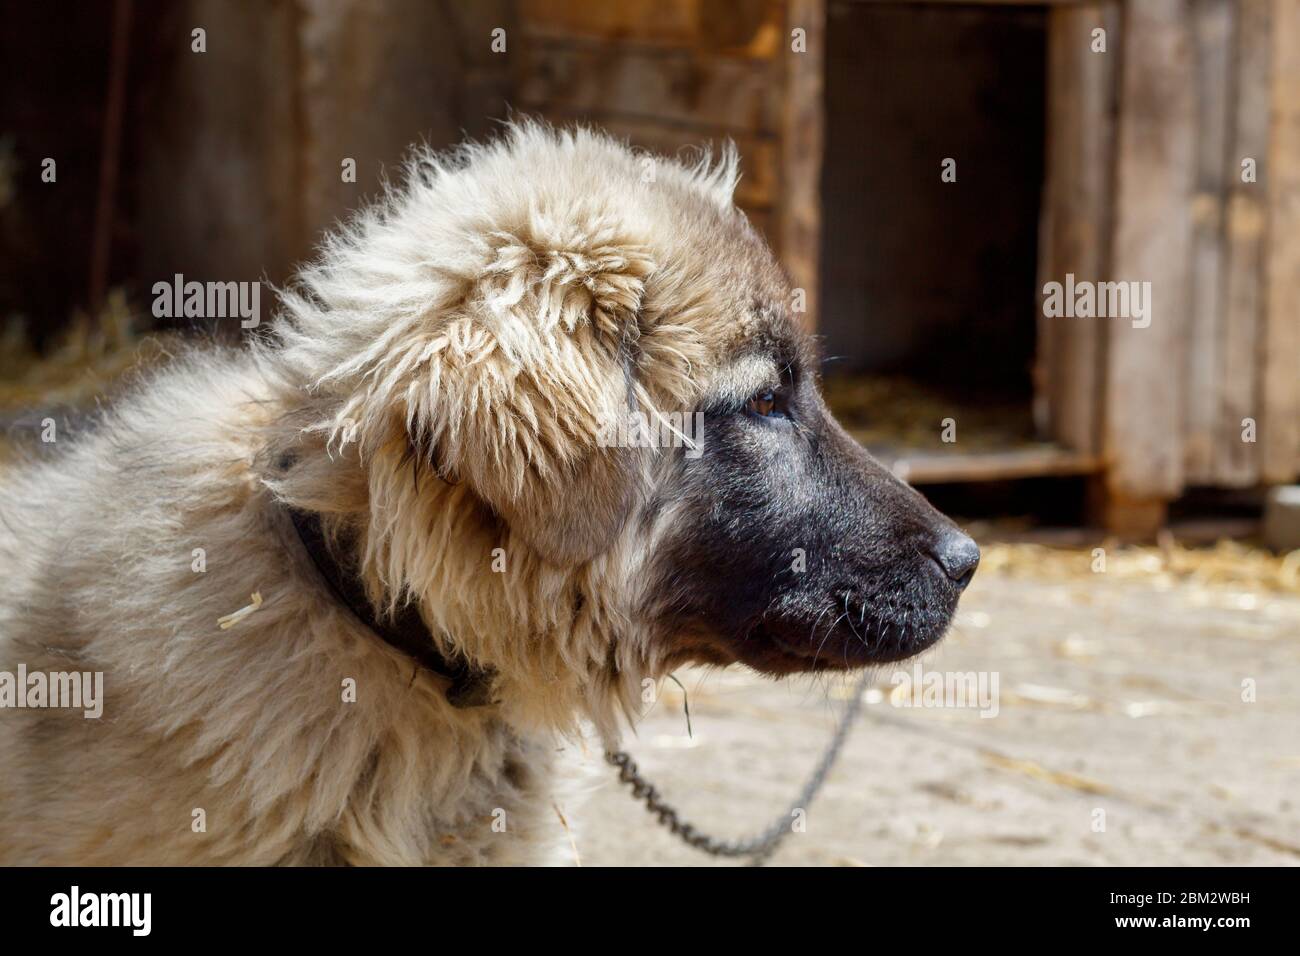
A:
[818, 1, 1048, 408]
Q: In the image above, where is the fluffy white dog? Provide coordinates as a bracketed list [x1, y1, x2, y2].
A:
[0, 121, 977, 864]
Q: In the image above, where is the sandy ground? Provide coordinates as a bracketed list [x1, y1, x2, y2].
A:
[570, 558, 1300, 866]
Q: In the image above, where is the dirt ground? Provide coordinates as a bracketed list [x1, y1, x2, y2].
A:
[571, 546, 1300, 866]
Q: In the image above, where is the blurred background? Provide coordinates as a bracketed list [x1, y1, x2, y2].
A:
[2, 0, 1298, 864]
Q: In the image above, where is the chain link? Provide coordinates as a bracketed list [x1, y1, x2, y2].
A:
[606, 669, 872, 866]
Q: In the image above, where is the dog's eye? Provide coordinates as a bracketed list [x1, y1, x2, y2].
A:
[746, 389, 783, 418]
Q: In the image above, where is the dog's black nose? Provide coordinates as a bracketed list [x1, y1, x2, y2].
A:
[927, 530, 980, 590]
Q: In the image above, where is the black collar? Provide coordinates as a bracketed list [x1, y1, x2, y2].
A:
[287, 508, 495, 708]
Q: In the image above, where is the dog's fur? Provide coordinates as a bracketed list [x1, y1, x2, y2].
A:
[0, 121, 974, 864]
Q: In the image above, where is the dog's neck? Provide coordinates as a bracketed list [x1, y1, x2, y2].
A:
[260, 426, 649, 739]
[285, 505, 496, 708]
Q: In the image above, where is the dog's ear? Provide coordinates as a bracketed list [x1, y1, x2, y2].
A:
[393, 237, 656, 565]
[490, 428, 637, 566]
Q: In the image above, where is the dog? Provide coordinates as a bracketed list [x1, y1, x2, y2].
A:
[0, 121, 978, 864]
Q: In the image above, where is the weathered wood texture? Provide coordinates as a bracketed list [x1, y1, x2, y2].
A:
[1165, 0, 1298, 490]
[779, 0, 824, 330]
[1088, 480, 1170, 540]
[1036, 2, 1119, 457]
[519, 0, 781, 49]
[296, 0, 507, 243]
[1103, 0, 1196, 501]
[137, 0, 512, 304]
[1260, 0, 1300, 481]
[136, 0, 303, 295]
[876, 447, 1099, 486]
[1212, 0, 1270, 486]
[515, 43, 781, 131]
[512, 0, 789, 281]
[1035, 0, 1300, 527]
[1183, 0, 1234, 483]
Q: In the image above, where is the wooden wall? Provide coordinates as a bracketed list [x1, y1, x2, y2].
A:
[513, 0, 783, 236]
[37, 0, 1298, 510]
[1036, 2, 1119, 458]
[511, 0, 824, 323]
[136, 0, 513, 308]
[1261, 0, 1300, 484]
[1038, 0, 1300, 528]
[133, 0, 824, 328]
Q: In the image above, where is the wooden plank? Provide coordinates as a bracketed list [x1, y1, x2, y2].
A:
[1215, 0, 1270, 486]
[519, 0, 781, 57]
[779, 0, 825, 332]
[978, 517, 1259, 548]
[870, 446, 1101, 486]
[1260, 0, 1300, 483]
[519, 0, 702, 47]
[1103, 0, 1195, 504]
[515, 41, 782, 134]
[898, 454, 1098, 485]
[296, 0, 487, 244]
[1088, 483, 1169, 540]
[1036, 2, 1119, 457]
[1182, 0, 1233, 484]
[136, 0, 304, 304]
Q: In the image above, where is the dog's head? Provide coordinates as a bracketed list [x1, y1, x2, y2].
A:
[639, 354, 979, 677]
[271, 121, 976, 727]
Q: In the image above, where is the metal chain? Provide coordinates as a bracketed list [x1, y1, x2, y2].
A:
[606, 669, 872, 866]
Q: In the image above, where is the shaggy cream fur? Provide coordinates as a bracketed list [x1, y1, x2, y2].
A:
[0, 121, 801, 865]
